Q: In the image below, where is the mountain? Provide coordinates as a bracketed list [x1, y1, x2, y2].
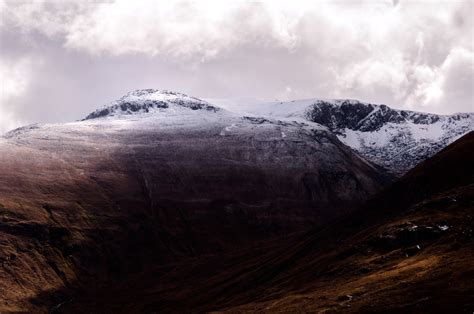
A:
[213, 98, 473, 175]
[83, 89, 219, 120]
[55, 131, 474, 313]
[215, 131, 474, 313]
[0, 90, 391, 312]
[73, 91, 474, 176]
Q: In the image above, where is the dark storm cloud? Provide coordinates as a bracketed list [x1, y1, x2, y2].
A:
[0, 0, 472, 133]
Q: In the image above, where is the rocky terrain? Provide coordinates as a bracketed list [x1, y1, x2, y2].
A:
[214, 98, 473, 175]
[0, 90, 391, 312]
[306, 100, 473, 175]
[83, 91, 474, 176]
[83, 89, 219, 120]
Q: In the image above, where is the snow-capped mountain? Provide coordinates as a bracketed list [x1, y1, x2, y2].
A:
[84, 89, 219, 120]
[305, 100, 473, 175]
[212, 98, 473, 175]
[0, 90, 392, 306]
[0, 89, 472, 313]
[7, 88, 471, 179]
[78, 90, 473, 175]
[2, 89, 391, 245]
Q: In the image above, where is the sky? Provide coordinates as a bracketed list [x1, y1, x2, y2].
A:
[0, 0, 473, 134]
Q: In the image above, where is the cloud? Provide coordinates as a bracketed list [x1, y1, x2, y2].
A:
[419, 47, 474, 114]
[2, 0, 305, 61]
[0, 0, 472, 133]
[0, 57, 35, 133]
[333, 55, 410, 104]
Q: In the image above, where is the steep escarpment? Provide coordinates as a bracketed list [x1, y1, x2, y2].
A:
[306, 99, 442, 132]
[304, 100, 473, 175]
[0, 90, 391, 312]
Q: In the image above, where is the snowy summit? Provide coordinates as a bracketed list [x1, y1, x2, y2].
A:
[81, 90, 473, 175]
[83, 89, 219, 120]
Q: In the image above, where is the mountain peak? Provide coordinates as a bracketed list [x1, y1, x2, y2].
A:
[83, 89, 219, 120]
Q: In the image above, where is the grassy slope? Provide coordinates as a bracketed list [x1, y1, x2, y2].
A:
[58, 132, 474, 313]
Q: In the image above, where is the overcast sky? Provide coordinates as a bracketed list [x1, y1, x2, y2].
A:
[0, 0, 473, 134]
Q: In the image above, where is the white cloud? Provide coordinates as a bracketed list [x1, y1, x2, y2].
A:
[1, 1, 92, 37]
[0, 58, 34, 133]
[404, 47, 474, 113]
[334, 55, 410, 103]
[1, 0, 306, 61]
[0, 0, 472, 129]
[63, 0, 310, 61]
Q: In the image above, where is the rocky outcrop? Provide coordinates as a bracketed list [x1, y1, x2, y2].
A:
[303, 100, 473, 175]
[83, 89, 219, 120]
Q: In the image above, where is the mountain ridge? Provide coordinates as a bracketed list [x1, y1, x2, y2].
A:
[303, 99, 473, 175]
[77, 90, 473, 175]
[208, 97, 473, 175]
[5, 90, 472, 176]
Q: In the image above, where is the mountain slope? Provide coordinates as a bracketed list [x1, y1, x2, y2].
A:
[219, 131, 474, 313]
[213, 98, 473, 175]
[56, 132, 473, 313]
[0, 90, 391, 312]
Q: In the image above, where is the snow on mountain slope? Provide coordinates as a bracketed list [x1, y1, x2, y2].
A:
[9, 90, 470, 176]
[3, 90, 390, 230]
[209, 97, 316, 123]
[213, 98, 473, 175]
[84, 89, 219, 120]
[0, 91, 392, 309]
[306, 100, 473, 175]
